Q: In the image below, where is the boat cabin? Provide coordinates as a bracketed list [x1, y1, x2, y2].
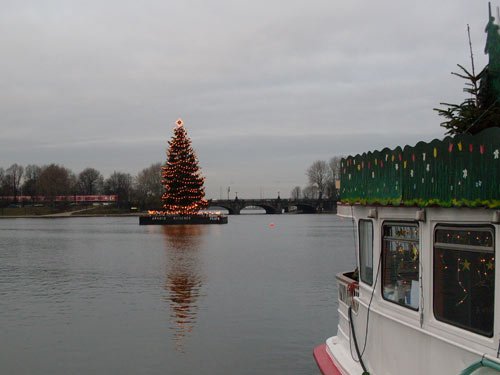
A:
[315, 128, 500, 375]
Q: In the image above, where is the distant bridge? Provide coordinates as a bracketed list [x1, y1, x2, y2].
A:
[208, 198, 337, 215]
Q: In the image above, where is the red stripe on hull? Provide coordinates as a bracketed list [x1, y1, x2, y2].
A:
[313, 344, 342, 375]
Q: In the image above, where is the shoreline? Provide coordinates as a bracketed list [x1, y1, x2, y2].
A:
[0, 212, 336, 219]
[0, 213, 143, 219]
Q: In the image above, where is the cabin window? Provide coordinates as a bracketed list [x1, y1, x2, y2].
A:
[382, 223, 419, 310]
[359, 220, 373, 285]
[433, 226, 495, 337]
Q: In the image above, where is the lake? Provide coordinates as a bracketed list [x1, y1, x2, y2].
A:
[0, 214, 355, 374]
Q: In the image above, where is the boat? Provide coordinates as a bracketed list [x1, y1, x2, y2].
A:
[314, 126, 499, 374]
[314, 5, 500, 373]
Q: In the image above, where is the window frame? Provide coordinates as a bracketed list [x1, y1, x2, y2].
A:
[433, 224, 495, 337]
[358, 219, 374, 286]
[381, 220, 420, 311]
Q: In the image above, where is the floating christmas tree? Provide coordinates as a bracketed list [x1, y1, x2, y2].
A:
[160, 118, 208, 215]
[139, 119, 226, 224]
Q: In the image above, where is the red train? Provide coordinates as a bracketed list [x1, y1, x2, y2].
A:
[0, 195, 118, 203]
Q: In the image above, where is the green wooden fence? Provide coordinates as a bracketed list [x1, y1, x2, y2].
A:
[340, 128, 500, 208]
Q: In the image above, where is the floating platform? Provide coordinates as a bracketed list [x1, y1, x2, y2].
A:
[139, 214, 228, 225]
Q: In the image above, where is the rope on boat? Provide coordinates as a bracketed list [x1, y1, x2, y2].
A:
[460, 355, 500, 374]
[348, 306, 370, 375]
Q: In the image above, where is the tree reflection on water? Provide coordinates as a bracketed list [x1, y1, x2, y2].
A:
[162, 225, 206, 351]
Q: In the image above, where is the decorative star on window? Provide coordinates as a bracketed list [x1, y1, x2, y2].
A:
[461, 259, 471, 271]
[411, 245, 419, 261]
[462, 169, 468, 178]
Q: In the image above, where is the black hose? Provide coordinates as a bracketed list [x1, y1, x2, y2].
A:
[348, 306, 370, 375]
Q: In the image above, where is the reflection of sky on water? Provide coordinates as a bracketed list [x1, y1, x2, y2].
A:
[162, 225, 207, 351]
[0, 215, 354, 374]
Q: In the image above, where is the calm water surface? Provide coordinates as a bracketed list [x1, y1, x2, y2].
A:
[0, 215, 355, 374]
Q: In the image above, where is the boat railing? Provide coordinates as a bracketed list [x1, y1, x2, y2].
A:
[336, 272, 359, 313]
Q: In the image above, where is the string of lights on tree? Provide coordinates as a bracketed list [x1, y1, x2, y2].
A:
[151, 119, 208, 215]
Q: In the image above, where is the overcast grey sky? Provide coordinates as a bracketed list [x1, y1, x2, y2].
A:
[0, 0, 493, 198]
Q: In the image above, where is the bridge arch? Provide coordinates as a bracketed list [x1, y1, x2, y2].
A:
[291, 203, 316, 214]
[206, 204, 235, 215]
[240, 203, 280, 214]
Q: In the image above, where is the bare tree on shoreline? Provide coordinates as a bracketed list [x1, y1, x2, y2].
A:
[5, 164, 24, 201]
[306, 160, 328, 199]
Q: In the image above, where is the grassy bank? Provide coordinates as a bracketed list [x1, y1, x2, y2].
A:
[72, 206, 137, 216]
[0, 205, 140, 217]
[0, 206, 71, 216]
